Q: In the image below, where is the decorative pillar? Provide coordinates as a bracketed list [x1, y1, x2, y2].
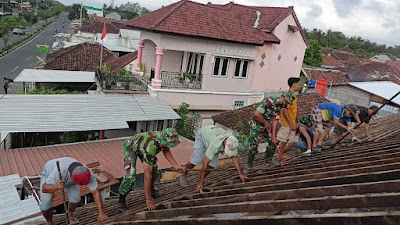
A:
[151, 47, 164, 89]
[135, 41, 144, 76]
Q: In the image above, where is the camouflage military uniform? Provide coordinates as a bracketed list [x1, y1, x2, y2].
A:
[119, 128, 180, 196]
[247, 92, 296, 167]
[119, 131, 162, 196]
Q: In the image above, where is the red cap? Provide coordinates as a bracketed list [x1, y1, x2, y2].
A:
[71, 166, 91, 185]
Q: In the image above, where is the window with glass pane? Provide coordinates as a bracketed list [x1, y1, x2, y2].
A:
[213, 57, 229, 77]
[186, 52, 204, 74]
[234, 59, 250, 78]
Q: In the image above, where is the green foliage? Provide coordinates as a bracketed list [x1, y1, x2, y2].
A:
[68, 3, 88, 21]
[304, 39, 323, 67]
[303, 28, 400, 59]
[233, 121, 251, 158]
[60, 132, 88, 144]
[24, 88, 68, 94]
[98, 64, 114, 86]
[73, 90, 83, 94]
[140, 63, 146, 73]
[0, 16, 27, 37]
[175, 102, 201, 141]
[177, 71, 198, 84]
[103, 1, 150, 20]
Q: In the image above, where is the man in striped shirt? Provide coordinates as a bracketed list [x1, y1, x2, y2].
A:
[118, 128, 184, 212]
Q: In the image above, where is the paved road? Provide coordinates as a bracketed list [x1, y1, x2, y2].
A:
[0, 12, 70, 94]
[0, 19, 49, 49]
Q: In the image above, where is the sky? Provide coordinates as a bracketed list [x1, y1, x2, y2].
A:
[60, 0, 400, 47]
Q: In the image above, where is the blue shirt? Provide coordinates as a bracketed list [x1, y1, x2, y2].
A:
[317, 102, 345, 120]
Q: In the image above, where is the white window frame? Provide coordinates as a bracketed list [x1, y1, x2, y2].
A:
[212, 56, 230, 77]
[233, 59, 250, 79]
[186, 52, 205, 75]
[234, 101, 244, 107]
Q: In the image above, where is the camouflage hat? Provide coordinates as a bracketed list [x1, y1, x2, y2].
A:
[281, 92, 296, 105]
[157, 128, 181, 148]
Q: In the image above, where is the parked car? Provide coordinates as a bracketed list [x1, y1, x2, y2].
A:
[13, 28, 25, 35]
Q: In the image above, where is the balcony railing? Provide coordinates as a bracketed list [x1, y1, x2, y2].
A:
[161, 71, 202, 89]
[96, 71, 150, 92]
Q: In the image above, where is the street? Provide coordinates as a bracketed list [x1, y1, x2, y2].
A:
[0, 12, 70, 94]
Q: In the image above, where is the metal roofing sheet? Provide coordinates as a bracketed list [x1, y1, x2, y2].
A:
[0, 94, 180, 132]
[348, 81, 400, 106]
[14, 69, 95, 83]
[0, 137, 194, 178]
[0, 174, 41, 224]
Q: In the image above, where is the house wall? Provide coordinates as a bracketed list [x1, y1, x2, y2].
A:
[141, 39, 157, 76]
[252, 14, 307, 91]
[307, 85, 371, 107]
[140, 31, 258, 93]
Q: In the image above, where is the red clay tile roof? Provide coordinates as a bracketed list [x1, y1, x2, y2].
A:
[309, 69, 349, 85]
[126, 1, 307, 45]
[107, 50, 138, 70]
[45, 42, 117, 71]
[323, 54, 343, 67]
[389, 61, 400, 74]
[0, 137, 194, 178]
[212, 93, 329, 134]
[79, 21, 127, 34]
[94, 16, 114, 24]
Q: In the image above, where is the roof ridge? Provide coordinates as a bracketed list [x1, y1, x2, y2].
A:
[150, 0, 188, 30]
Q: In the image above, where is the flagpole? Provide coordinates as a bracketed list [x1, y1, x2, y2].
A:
[100, 40, 103, 67]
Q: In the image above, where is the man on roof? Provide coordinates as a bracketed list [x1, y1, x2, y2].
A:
[277, 77, 301, 162]
[293, 115, 315, 156]
[180, 125, 248, 192]
[118, 128, 184, 212]
[247, 91, 296, 168]
[334, 105, 379, 142]
[311, 102, 355, 152]
[39, 157, 108, 225]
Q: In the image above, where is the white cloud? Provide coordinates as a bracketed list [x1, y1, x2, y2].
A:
[59, 0, 399, 46]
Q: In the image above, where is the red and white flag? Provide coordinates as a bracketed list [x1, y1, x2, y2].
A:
[101, 22, 107, 40]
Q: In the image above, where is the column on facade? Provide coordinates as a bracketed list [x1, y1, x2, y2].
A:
[151, 47, 164, 89]
[135, 41, 144, 76]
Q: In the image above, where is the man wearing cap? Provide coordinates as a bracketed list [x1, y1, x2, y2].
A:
[312, 102, 354, 152]
[334, 105, 379, 141]
[39, 157, 108, 225]
[180, 125, 248, 192]
[118, 128, 184, 212]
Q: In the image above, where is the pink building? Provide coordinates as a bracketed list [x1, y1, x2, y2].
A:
[126, 0, 308, 125]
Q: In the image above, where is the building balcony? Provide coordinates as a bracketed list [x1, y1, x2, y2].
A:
[160, 71, 202, 89]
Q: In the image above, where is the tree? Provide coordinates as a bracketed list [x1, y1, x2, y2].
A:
[68, 3, 87, 21]
[304, 39, 323, 67]
[175, 102, 201, 141]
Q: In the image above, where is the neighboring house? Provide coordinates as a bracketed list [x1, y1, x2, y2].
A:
[107, 50, 138, 72]
[125, 0, 308, 125]
[105, 11, 122, 20]
[370, 54, 391, 63]
[212, 93, 328, 134]
[0, 94, 180, 149]
[322, 48, 369, 68]
[65, 21, 138, 56]
[83, 5, 103, 17]
[45, 42, 117, 71]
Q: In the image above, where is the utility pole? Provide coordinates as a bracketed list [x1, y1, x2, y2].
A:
[34, 0, 38, 16]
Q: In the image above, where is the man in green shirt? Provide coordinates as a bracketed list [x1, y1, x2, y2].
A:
[118, 128, 184, 212]
[180, 125, 248, 192]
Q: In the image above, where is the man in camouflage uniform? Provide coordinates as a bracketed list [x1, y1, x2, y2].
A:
[118, 128, 184, 212]
[247, 92, 295, 168]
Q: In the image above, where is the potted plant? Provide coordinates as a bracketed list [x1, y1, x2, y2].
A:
[99, 64, 113, 89]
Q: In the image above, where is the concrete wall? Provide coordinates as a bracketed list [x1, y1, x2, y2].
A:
[140, 30, 258, 93]
[307, 85, 371, 107]
[252, 14, 307, 91]
[141, 39, 157, 76]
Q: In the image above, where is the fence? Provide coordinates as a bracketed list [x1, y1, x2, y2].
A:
[160, 71, 202, 89]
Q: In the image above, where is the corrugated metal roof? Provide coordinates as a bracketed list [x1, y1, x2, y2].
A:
[0, 94, 180, 132]
[348, 81, 400, 106]
[0, 137, 194, 178]
[14, 69, 95, 83]
[0, 174, 41, 224]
